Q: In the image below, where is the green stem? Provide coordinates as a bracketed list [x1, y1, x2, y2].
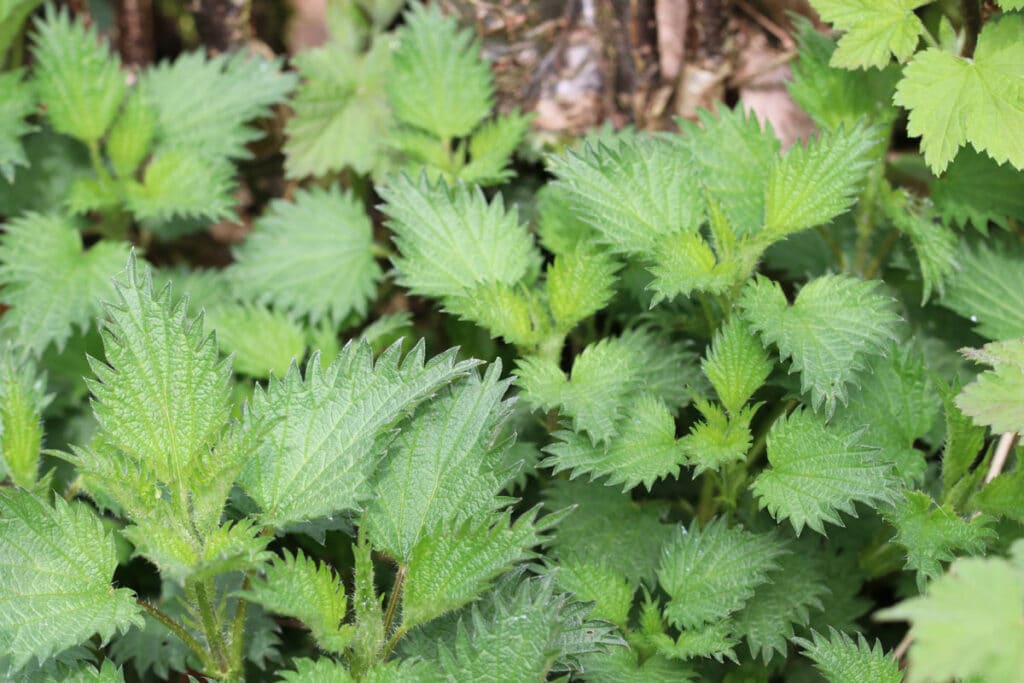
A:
[695, 473, 717, 523]
[229, 577, 250, 672]
[698, 294, 718, 336]
[86, 139, 112, 185]
[863, 229, 900, 280]
[382, 565, 406, 639]
[746, 399, 798, 468]
[817, 225, 846, 271]
[920, 26, 940, 50]
[382, 625, 408, 660]
[853, 162, 885, 275]
[193, 579, 229, 674]
[138, 599, 213, 671]
[372, 242, 397, 260]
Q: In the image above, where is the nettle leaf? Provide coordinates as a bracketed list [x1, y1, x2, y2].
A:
[140, 50, 296, 162]
[45, 660, 126, 682]
[941, 242, 1024, 341]
[543, 393, 687, 491]
[379, 173, 540, 300]
[545, 244, 619, 333]
[883, 188, 958, 303]
[957, 338, 1024, 434]
[810, 0, 928, 69]
[31, 6, 125, 143]
[763, 123, 878, 239]
[229, 185, 381, 325]
[681, 401, 758, 475]
[516, 329, 694, 444]
[237, 550, 352, 654]
[388, 2, 493, 139]
[123, 149, 236, 223]
[739, 274, 900, 415]
[459, 110, 533, 186]
[550, 132, 705, 258]
[877, 542, 1024, 683]
[279, 658, 434, 682]
[931, 147, 1024, 231]
[205, 304, 306, 379]
[238, 340, 478, 527]
[0, 213, 129, 355]
[106, 90, 157, 179]
[0, 0, 43, 60]
[751, 409, 898, 535]
[579, 649, 695, 683]
[365, 364, 514, 562]
[895, 15, 1024, 173]
[795, 629, 902, 683]
[534, 183, 596, 256]
[0, 346, 48, 488]
[544, 479, 673, 588]
[973, 469, 1024, 524]
[401, 508, 556, 629]
[702, 316, 773, 415]
[0, 490, 142, 672]
[550, 560, 634, 628]
[652, 623, 740, 664]
[883, 490, 995, 589]
[0, 70, 36, 182]
[657, 518, 787, 629]
[284, 39, 392, 178]
[939, 378, 987, 502]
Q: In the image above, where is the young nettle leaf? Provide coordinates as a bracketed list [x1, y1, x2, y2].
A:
[123, 148, 236, 223]
[0, 0, 43, 60]
[458, 111, 534, 186]
[237, 550, 353, 654]
[205, 304, 306, 379]
[657, 518, 787, 629]
[883, 490, 995, 589]
[651, 623, 739, 664]
[941, 241, 1024, 341]
[534, 184, 596, 256]
[0, 489, 142, 673]
[388, 2, 492, 140]
[106, 90, 157, 179]
[579, 648, 695, 683]
[545, 243, 620, 333]
[957, 337, 1024, 434]
[973, 469, 1024, 524]
[279, 658, 434, 682]
[230, 185, 382, 326]
[31, 6, 125, 144]
[931, 147, 1024, 232]
[809, 0, 928, 69]
[549, 560, 634, 628]
[702, 316, 773, 416]
[877, 541, 1024, 683]
[751, 409, 898, 535]
[681, 400, 758, 475]
[938, 377, 987, 505]
[0, 69, 36, 182]
[795, 629, 902, 683]
[44, 660, 127, 683]
[739, 274, 900, 415]
[238, 340, 479, 527]
[0, 213, 129, 354]
[895, 15, 1024, 173]
[0, 345, 49, 488]
[883, 187, 958, 303]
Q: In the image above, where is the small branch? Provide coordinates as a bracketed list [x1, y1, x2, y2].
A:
[985, 432, 1018, 484]
[863, 229, 900, 280]
[138, 599, 212, 669]
[960, 0, 981, 58]
[893, 630, 913, 663]
[381, 625, 408, 660]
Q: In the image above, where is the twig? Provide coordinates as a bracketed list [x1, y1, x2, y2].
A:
[984, 432, 1017, 484]
[893, 630, 913, 663]
[734, 0, 794, 49]
[730, 48, 798, 89]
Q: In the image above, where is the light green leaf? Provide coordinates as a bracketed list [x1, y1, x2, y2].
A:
[652, 623, 739, 663]
[284, 39, 392, 178]
[0, 70, 36, 182]
[534, 184, 595, 256]
[647, 228, 741, 302]
[763, 123, 879, 238]
[702, 316, 773, 415]
[0, 213, 129, 355]
[0, 490, 142, 672]
[459, 111, 533, 186]
[446, 281, 550, 347]
[931, 147, 1024, 231]
[941, 241, 1024, 341]
[106, 90, 156, 179]
[388, 2, 493, 139]
[124, 149, 235, 222]
[883, 188, 958, 303]
[545, 244, 619, 332]
[877, 541, 1024, 683]
[894, 15, 1024, 173]
[229, 185, 380, 325]
[550, 561, 634, 628]
[0, 346, 48, 488]
[681, 401, 757, 475]
[658, 518, 786, 629]
[31, 6, 125, 143]
[237, 550, 352, 654]
[577, 649, 695, 683]
[0, 0, 44, 62]
[957, 338, 1024, 434]
[795, 628, 903, 683]
[279, 658, 435, 682]
[973, 469, 1024, 524]
[739, 274, 900, 415]
[939, 378, 987, 503]
[366, 364, 513, 561]
[205, 304, 306, 379]
[810, 0, 929, 69]
[751, 409, 898, 535]
[239, 341, 479, 527]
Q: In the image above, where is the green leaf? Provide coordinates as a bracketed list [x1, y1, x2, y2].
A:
[229, 185, 381, 326]
[0, 213, 129, 354]
[0, 128, 90, 216]
[550, 561, 634, 628]
[941, 241, 1024, 340]
[31, 6, 125, 143]
[380, 173, 540, 299]
[446, 281, 550, 347]
[894, 15, 1024, 173]
[810, 0, 928, 69]
[106, 90, 157, 179]
[549, 133, 705, 258]
[205, 304, 306, 378]
[0, 345, 48, 488]
[459, 111, 533, 186]
[279, 658, 434, 682]
[140, 50, 296, 162]
[931, 147, 1024, 231]
[877, 541, 1024, 683]
[939, 378, 987, 502]
[577, 649, 695, 683]
[883, 188, 958, 303]
[237, 550, 352, 654]
[534, 184, 595, 256]
[388, 2, 493, 139]
[681, 401, 757, 475]
[123, 149, 235, 222]
[787, 17, 899, 129]
[0, 490, 142, 672]
[795, 628, 903, 683]
[401, 508, 555, 628]
[973, 469, 1024, 524]
[543, 393, 687, 491]
[751, 409, 898, 535]
[239, 341, 479, 527]
[883, 490, 995, 589]
[763, 123, 879, 239]
[0, 70, 36, 182]
[365, 364, 514, 561]
[657, 518, 786, 629]
[739, 274, 900, 415]
[957, 338, 1024, 434]
[545, 244, 619, 333]
[646, 228, 742, 302]
[284, 39, 392, 178]
[702, 316, 773, 415]
[0, 0, 44, 62]
[45, 660, 126, 683]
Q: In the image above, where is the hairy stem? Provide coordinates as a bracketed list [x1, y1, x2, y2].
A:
[138, 599, 213, 670]
[192, 579, 229, 674]
[863, 229, 900, 280]
[853, 162, 885, 275]
[229, 577, 251, 672]
[382, 625, 409, 660]
[382, 565, 406, 639]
